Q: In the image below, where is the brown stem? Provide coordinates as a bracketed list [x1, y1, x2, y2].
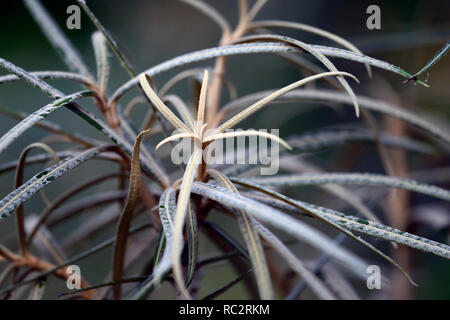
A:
[206, 9, 250, 128]
[385, 113, 412, 299]
[0, 246, 94, 299]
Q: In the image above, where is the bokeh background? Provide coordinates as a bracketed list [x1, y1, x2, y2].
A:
[0, 0, 449, 299]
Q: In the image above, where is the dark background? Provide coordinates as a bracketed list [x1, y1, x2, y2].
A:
[0, 0, 449, 299]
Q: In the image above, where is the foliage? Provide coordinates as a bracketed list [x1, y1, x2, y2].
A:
[0, 0, 448, 300]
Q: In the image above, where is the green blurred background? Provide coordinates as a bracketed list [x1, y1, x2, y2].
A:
[0, 0, 449, 299]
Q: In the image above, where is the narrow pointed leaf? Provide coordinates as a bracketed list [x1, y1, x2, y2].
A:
[0, 90, 95, 156]
[92, 31, 111, 93]
[113, 130, 150, 299]
[286, 128, 433, 154]
[0, 71, 93, 87]
[23, 0, 93, 78]
[204, 130, 292, 150]
[217, 72, 357, 132]
[0, 145, 117, 221]
[172, 147, 203, 299]
[180, 0, 231, 35]
[207, 169, 273, 300]
[245, 173, 450, 202]
[156, 133, 196, 150]
[404, 41, 449, 83]
[185, 200, 198, 288]
[163, 95, 196, 131]
[76, 0, 135, 77]
[309, 44, 428, 86]
[127, 188, 176, 300]
[248, 20, 372, 77]
[191, 182, 369, 280]
[112, 41, 428, 102]
[253, 221, 336, 300]
[139, 74, 191, 132]
[196, 70, 208, 128]
[236, 34, 361, 116]
[246, 189, 450, 260]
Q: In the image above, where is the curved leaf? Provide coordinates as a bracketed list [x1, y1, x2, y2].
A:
[404, 41, 449, 83]
[23, 0, 93, 78]
[247, 20, 372, 77]
[111, 42, 298, 102]
[222, 88, 450, 145]
[253, 221, 336, 300]
[113, 129, 150, 299]
[191, 182, 369, 280]
[232, 179, 415, 285]
[172, 147, 203, 299]
[0, 145, 117, 221]
[76, 0, 135, 77]
[235, 34, 361, 116]
[139, 74, 192, 133]
[0, 90, 95, 156]
[0, 57, 168, 186]
[185, 200, 198, 288]
[207, 169, 273, 300]
[217, 72, 358, 132]
[180, 0, 231, 35]
[286, 128, 433, 154]
[0, 71, 93, 87]
[92, 31, 111, 93]
[245, 172, 450, 202]
[309, 44, 428, 86]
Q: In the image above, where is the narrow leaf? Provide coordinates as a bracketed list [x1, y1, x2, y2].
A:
[207, 169, 274, 300]
[172, 147, 203, 299]
[404, 41, 449, 83]
[232, 179, 416, 285]
[248, 20, 372, 77]
[236, 34, 361, 116]
[28, 276, 47, 300]
[23, 0, 93, 78]
[204, 130, 292, 151]
[217, 71, 358, 132]
[191, 182, 369, 280]
[247, 190, 450, 260]
[0, 71, 93, 87]
[309, 44, 428, 86]
[111, 40, 428, 102]
[15, 143, 58, 256]
[92, 31, 111, 93]
[139, 74, 192, 133]
[76, 0, 136, 77]
[245, 173, 450, 202]
[113, 129, 150, 299]
[156, 133, 197, 150]
[0, 90, 95, 156]
[222, 88, 450, 145]
[0, 145, 117, 221]
[286, 128, 433, 154]
[185, 200, 198, 288]
[127, 189, 176, 300]
[196, 70, 209, 128]
[180, 0, 231, 35]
